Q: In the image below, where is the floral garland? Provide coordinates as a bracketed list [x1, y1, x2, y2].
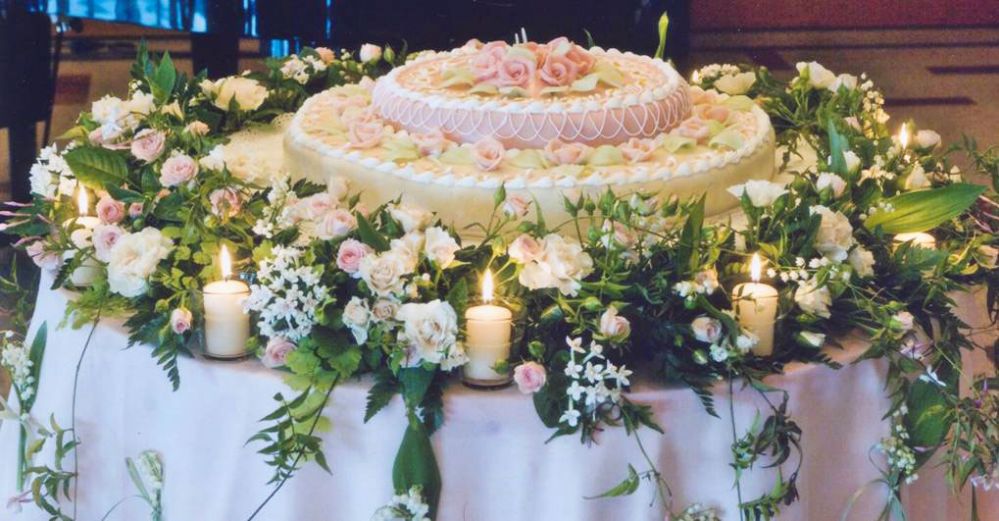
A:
[0, 39, 996, 521]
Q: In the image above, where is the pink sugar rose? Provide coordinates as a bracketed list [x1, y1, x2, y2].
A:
[92, 224, 125, 262]
[130, 129, 166, 163]
[170, 308, 193, 334]
[337, 238, 373, 276]
[411, 129, 450, 156]
[471, 41, 509, 83]
[521, 42, 550, 66]
[128, 202, 144, 218]
[539, 53, 579, 87]
[472, 136, 506, 171]
[209, 187, 242, 218]
[619, 137, 658, 163]
[96, 195, 126, 224]
[497, 53, 536, 89]
[461, 38, 484, 51]
[563, 44, 595, 74]
[513, 362, 547, 394]
[25, 240, 60, 271]
[261, 337, 296, 369]
[502, 193, 531, 218]
[544, 139, 590, 165]
[676, 117, 711, 142]
[696, 104, 730, 123]
[508, 234, 543, 263]
[316, 208, 357, 240]
[159, 153, 199, 187]
[347, 114, 384, 149]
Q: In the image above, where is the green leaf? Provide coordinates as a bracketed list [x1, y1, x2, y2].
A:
[587, 464, 640, 498]
[398, 367, 435, 408]
[355, 213, 391, 252]
[905, 376, 952, 449]
[365, 372, 398, 422]
[827, 119, 848, 176]
[677, 196, 706, 272]
[532, 383, 563, 428]
[23, 323, 47, 412]
[864, 183, 986, 234]
[150, 52, 177, 103]
[392, 420, 442, 517]
[64, 147, 128, 188]
[445, 278, 469, 319]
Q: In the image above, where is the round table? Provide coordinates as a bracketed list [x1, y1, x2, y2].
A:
[0, 276, 995, 520]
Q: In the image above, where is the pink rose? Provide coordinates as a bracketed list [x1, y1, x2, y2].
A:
[128, 202, 144, 218]
[559, 41, 596, 74]
[92, 224, 125, 262]
[170, 308, 193, 334]
[411, 129, 450, 156]
[601, 220, 637, 249]
[471, 41, 508, 83]
[539, 54, 579, 87]
[472, 137, 506, 171]
[513, 362, 547, 394]
[96, 195, 125, 224]
[316, 208, 356, 240]
[337, 238, 373, 275]
[497, 53, 536, 89]
[619, 138, 658, 163]
[294, 193, 337, 221]
[599, 307, 631, 340]
[209, 187, 242, 218]
[508, 234, 543, 263]
[315, 47, 336, 64]
[695, 104, 730, 123]
[676, 117, 711, 142]
[347, 114, 384, 149]
[261, 337, 296, 368]
[25, 240, 60, 271]
[160, 153, 199, 187]
[544, 139, 589, 165]
[130, 129, 166, 163]
[502, 193, 531, 218]
[521, 42, 550, 66]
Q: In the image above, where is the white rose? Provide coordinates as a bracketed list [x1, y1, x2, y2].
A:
[91, 95, 126, 127]
[359, 43, 383, 63]
[508, 234, 543, 263]
[714, 71, 756, 95]
[213, 77, 268, 112]
[794, 279, 832, 318]
[106, 228, 173, 297]
[843, 150, 861, 173]
[727, 180, 789, 207]
[396, 299, 458, 365]
[810, 205, 854, 262]
[598, 307, 631, 341]
[29, 163, 55, 198]
[915, 129, 941, 150]
[388, 204, 431, 232]
[127, 91, 156, 117]
[815, 172, 846, 197]
[691, 316, 723, 344]
[905, 163, 931, 190]
[796, 61, 836, 89]
[848, 246, 875, 278]
[423, 226, 460, 268]
[358, 252, 410, 297]
[160, 100, 183, 119]
[343, 297, 371, 344]
[199, 145, 227, 172]
[518, 234, 594, 296]
[829, 73, 858, 92]
[389, 232, 425, 271]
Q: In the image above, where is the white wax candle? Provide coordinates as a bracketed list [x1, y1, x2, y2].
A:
[733, 282, 779, 356]
[893, 232, 936, 250]
[203, 279, 251, 358]
[64, 216, 102, 287]
[463, 304, 513, 383]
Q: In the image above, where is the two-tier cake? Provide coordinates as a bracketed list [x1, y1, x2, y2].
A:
[284, 38, 775, 232]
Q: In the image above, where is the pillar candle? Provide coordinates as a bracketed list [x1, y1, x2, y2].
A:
[732, 253, 779, 356]
[203, 245, 250, 358]
[462, 270, 513, 386]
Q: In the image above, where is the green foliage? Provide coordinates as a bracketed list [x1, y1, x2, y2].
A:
[864, 183, 986, 234]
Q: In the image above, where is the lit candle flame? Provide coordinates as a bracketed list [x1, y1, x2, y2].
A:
[77, 188, 89, 217]
[691, 70, 700, 84]
[481, 269, 495, 303]
[898, 123, 909, 149]
[749, 253, 763, 283]
[220, 245, 233, 281]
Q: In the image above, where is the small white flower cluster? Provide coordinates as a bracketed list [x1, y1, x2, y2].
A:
[280, 53, 330, 85]
[876, 406, 919, 484]
[29, 143, 77, 199]
[245, 245, 330, 340]
[560, 336, 632, 428]
[671, 503, 721, 521]
[134, 450, 164, 495]
[858, 73, 890, 126]
[0, 332, 34, 401]
[673, 269, 719, 302]
[692, 64, 741, 84]
[371, 486, 430, 521]
[858, 200, 895, 222]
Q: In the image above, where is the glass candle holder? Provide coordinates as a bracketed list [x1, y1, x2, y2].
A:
[200, 277, 251, 360]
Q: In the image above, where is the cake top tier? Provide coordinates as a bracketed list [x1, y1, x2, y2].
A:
[371, 38, 691, 148]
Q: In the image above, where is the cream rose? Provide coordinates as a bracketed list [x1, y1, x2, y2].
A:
[170, 308, 193, 334]
[314, 208, 356, 240]
[691, 316, 723, 344]
[810, 205, 854, 261]
[106, 227, 173, 298]
[599, 307, 631, 341]
[343, 297, 372, 344]
[130, 129, 166, 163]
[359, 43, 383, 63]
[796, 61, 836, 89]
[213, 76, 268, 111]
[727, 180, 789, 208]
[424, 226, 460, 267]
[396, 299, 459, 365]
[915, 129, 941, 150]
[388, 204, 431, 232]
[371, 298, 400, 322]
[714, 71, 756, 95]
[794, 279, 832, 318]
[358, 252, 410, 297]
[185, 121, 210, 136]
[502, 193, 531, 218]
[848, 246, 875, 278]
[518, 234, 594, 296]
[315, 47, 336, 64]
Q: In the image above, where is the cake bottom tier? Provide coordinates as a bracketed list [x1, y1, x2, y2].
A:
[285, 133, 775, 238]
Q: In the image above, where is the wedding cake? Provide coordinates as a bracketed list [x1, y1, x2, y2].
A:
[284, 38, 775, 230]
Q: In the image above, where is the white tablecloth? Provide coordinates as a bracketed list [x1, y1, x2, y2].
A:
[1, 279, 995, 521]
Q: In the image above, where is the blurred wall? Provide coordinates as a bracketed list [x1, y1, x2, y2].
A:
[692, 1, 999, 30]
